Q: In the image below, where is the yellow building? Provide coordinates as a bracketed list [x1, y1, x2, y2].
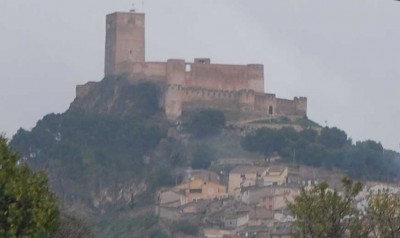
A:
[176, 179, 227, 203]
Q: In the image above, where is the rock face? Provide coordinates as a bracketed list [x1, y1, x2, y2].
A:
[91, 180, 147, 210]
[71, 77, 162, 118]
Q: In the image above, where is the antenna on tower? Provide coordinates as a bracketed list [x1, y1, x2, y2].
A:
[130, 2, 136, 12]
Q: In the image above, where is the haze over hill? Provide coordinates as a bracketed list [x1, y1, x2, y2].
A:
[1, 0, 400, 151]
[4, 3, 400, 236]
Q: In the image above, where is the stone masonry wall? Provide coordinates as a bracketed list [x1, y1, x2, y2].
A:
[105, 12, 145, 76]
[162, 84, 306, 120]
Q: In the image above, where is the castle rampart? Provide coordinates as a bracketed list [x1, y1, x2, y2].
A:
[161, 84, 306, 120]
[124, 60, 265, 94]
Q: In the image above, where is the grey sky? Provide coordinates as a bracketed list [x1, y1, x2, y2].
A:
[1, 0, 399, 151]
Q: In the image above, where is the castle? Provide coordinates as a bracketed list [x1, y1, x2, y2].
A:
[77, 10, 307, 121]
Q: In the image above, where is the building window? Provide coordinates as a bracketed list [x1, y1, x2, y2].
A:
[185, 64, 191, 72]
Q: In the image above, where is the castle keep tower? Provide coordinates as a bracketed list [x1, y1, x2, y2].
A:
[104, 11, 145, 76]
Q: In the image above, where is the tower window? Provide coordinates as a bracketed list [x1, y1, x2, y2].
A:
[185, 64, 191, 72]
[106, 20, 113, 29]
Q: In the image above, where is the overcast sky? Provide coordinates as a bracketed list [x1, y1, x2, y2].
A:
[1, 0, 399, 151]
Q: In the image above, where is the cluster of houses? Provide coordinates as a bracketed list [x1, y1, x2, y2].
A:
[153, 154, 400, 238]
[155, 164, 310, 238]
[155, 163, 400, 238]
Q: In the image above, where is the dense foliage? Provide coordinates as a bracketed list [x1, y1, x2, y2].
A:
[289, 177, 365, 238]
[242, 127, 400, 181]
[12, 110, 165, 177]
[188, 109, 226, 138]
[118, 80, 160, 118]
[289, 178, 400, 238]
[10, 110, 167, 206]
[368, 189, 400, 238]
[191, 144, 216, 169]
[0, 136, 59, 237]
[172, 221, 198, 235]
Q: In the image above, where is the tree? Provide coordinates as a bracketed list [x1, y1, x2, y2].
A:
[241, 128, 288, 163]
[319, 127, 349, 149]
[368, 189, 400, 238]
[189, 110, 226, 138]
[299, 128, 318, 143]
[0, 136, 59, 237]
[191, 144, 216, 169]
[288, 177, 364, 238]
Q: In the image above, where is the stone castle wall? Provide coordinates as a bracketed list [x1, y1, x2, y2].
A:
[162, 84, 306, 120]
[124, 60, 264, 93]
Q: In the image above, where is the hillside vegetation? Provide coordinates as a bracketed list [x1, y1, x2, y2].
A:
[9, 77, 400, 237]
[242, 126, 400, 181]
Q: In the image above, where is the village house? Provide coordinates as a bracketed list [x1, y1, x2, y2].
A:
[248, 207, 274, 227]
[157, 188, 185, 208]
[156, 178, 227, 220]
[228, 166, 269, 195]
[183, 169, 221, 184]
[355, 182, 400, 211]
[203, 199, 252, 228]
[224, 211, 250, 229]
[260, 193, 287, 211]
[228, 166, 290, 197]
[234, 226, 270, 238]
[268, 222, 294, 238]
[176, 178, 228, 203]
[233, 223, 294, 238]
[263, 166, 288, 186]
[238, 185, 299, 213]
[203, 228, 233, 238]
[259, 187, 299, 211]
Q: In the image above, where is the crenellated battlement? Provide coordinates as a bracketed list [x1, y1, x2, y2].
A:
[98, 11, 307, 121]
[159, 84, 306, 119]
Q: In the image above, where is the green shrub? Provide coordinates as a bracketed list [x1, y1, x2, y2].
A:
[191, 144, 216, 169]
[172, 221, 198, 235]
[189, 110, 226, 138]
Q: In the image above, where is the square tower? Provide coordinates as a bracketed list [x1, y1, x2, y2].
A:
[104, 12, 145, 76]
